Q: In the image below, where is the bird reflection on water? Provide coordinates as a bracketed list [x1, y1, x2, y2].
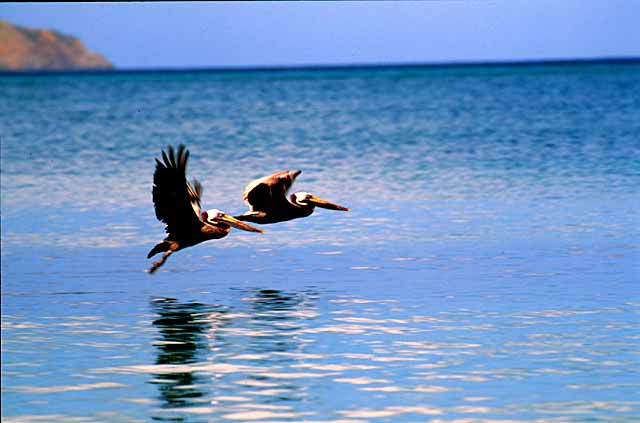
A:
[150, 298, 226, 417]
[149, 290, 318, 418]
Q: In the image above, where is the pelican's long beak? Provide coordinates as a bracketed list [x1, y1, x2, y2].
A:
[308, 195, 349, 211]
[219, 214, 264, 233]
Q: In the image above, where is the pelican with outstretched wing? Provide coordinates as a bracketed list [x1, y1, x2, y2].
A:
[235, 170, 349, 225]
[147, 145, 262, 273]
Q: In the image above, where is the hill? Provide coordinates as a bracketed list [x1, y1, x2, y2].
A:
[0, 20, 113, 71]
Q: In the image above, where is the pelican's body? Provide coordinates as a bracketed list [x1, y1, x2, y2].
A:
[147, 145, 262, 273]
[236, 170, 349, 225]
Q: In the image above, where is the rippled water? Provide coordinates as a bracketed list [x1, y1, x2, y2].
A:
[2, 62, 640, 422]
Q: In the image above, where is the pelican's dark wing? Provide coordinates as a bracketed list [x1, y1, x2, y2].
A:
[242, 170, 301, 213]
[152, 145, 203, 235]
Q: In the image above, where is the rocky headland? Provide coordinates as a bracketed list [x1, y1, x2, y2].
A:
[0, 20, 113, 71]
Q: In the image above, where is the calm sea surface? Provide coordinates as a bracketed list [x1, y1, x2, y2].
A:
[1, 62, 639, 422]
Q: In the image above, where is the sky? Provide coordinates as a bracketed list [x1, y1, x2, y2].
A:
[1, 1, 639, 69]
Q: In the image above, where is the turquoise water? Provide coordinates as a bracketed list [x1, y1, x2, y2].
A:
[1, 62, 639, 422]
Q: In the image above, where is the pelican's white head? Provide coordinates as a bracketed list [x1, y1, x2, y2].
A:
[201, 208, 224, 223]
[290, 192, 349, 211]
[290, 191, 312, 206]
[201, 208, 263, 233]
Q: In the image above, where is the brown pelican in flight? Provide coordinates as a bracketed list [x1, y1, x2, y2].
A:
[236, 170, 349, 225]
[147, 145, 263, 273]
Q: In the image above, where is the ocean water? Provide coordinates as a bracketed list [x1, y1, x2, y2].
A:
[1, 62, 639, 422]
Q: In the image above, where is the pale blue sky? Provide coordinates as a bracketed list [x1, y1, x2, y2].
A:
[2, 1, 639, 69]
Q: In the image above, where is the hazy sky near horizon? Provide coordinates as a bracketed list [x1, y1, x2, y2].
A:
[2, 1, 639, 69]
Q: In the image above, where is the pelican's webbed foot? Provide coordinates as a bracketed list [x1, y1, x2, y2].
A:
[148, 250, 173, 274]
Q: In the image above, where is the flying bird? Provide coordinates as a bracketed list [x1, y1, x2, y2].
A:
[147, 145, 263, 273]
[235, 170, 349, 225]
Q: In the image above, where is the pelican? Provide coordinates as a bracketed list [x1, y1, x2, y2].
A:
[235, 170, 349, 224]
[147, 145, 263, 273]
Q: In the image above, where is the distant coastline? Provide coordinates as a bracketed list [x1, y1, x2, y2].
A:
[0, 20, 113, 71]
[0, 56, 637, 77]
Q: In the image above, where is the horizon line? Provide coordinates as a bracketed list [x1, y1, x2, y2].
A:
[1, 56, 639, 76]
